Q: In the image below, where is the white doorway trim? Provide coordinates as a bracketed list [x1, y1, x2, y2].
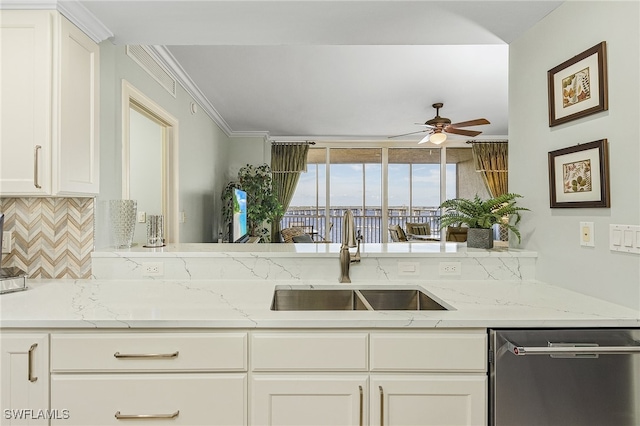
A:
[121, 79, 179, 243]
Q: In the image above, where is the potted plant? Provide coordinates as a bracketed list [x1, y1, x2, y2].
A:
[438, 193, 529, 249]
[221, 164, 283, 242]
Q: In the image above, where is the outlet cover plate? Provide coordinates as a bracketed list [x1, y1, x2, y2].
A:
[1, 231, 12, 254]
[142, 262, 164, 277]
[439, 261, 461, 276]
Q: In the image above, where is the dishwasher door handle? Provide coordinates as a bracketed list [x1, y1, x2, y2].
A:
[505, 340, 640, 356]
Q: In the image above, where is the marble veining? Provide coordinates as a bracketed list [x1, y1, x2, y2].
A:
[92, 243, 537, 281]
[1, 279, 638, 329]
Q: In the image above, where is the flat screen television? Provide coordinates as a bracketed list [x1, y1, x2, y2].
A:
[230, 188, 250, 243]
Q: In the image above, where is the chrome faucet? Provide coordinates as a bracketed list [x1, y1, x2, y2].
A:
[339, 210, 362, 283]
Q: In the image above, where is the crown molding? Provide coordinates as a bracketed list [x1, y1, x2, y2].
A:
[0, 0, 57, 9]
[146, 45, 238, 137]
[229, 131, 271, 140]
[56, 0, 113, 43]
[0, 1, 113, 43]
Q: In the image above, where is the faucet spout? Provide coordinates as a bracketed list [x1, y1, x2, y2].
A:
[339, 210, 359, 283]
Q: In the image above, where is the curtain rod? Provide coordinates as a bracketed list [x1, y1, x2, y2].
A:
[465, 139, 508, 144]
[271, 140, 316, 145]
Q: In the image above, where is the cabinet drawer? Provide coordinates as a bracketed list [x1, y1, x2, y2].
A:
[51, 332, 247, 371]
[252, 332, 368, 371]
[370, 330, 487, 372]
[51, 373, 246, 425]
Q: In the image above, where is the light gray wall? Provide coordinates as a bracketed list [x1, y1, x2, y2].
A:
[129, 108, 162, 245]
[510, 1, 640, 309]
[96, 42, 231, 247]
[227, 136, 270, 182]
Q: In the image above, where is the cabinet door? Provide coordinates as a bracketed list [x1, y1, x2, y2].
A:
[0, 334, 49, 425]
[56, 16, 100, 195]
[371, 375, 487, 426]
[51, 373, 246, 425]
[252, 375, 368, 426]
[0, 11, 52, 195]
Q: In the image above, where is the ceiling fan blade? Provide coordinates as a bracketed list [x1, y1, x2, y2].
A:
[388, 129, 430, 139]
[413, 123, 436, 128]
[448, 118, 490, 128]
[444, 127, 482, 137]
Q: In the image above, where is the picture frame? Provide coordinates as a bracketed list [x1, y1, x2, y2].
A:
[548, 139, 610, 208]
[548, 41, 608, 127]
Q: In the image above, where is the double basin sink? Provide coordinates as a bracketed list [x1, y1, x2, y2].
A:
[271, 286, 450, 311]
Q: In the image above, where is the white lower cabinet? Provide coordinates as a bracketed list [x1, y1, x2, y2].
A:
[251, 375, 368, 426]
[371, 375, 487, 426]
[51, 373, 246, 425]
[0, 334, 49, 425]
[1, 329, 487, 425]
[49, 332, 248, 425]
[250, 329, 488, 426]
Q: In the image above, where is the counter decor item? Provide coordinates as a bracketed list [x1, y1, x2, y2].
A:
[144, 214, 165, 248]
[109, 200, 137, 248]
[548, 41, 608, 127]
[439, 193, 529, 249]
[548, 139, 610, 208]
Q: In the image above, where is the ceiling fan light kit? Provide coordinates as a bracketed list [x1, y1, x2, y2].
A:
[391, 102, 490, 144]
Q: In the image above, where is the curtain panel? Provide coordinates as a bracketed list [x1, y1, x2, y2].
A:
[471, 142, 508, 198]
[270, 142, 310, 242]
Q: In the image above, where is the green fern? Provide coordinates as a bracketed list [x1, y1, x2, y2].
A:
[439, 193, 529, 243]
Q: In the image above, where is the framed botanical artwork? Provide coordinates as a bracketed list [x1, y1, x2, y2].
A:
[548, 139, 610, 208]
[548, 41, 608, 127]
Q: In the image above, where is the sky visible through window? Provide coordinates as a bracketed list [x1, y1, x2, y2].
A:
[290, 163, 457, 208]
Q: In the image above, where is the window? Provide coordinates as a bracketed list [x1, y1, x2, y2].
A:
[282, 144, 484, 243]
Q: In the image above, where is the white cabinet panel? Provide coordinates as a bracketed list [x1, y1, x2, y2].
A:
[0, 334, 49, 425]
[0, 10, 99, 196]
[0, 11, 52, 195]
[371, 375, 487, 426]
[370, 330, 487, 372]
[51, 373, 246, 425]
[251, 375, 368, 426]
[251, 331, 368, 371]
[51, 332, 247, 372]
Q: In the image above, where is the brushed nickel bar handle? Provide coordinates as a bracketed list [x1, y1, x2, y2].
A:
[33, 145, 41, 189]
[505, 340, 640, 356]
[358, 385, 363, 426]
[115, 410, 179, 420]
[113, 351, 179, 359]
[28, 343, 38, 382]
[379, 385, 384, 426]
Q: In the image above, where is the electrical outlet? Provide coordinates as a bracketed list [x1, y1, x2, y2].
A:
[2, 231, 13, 254]
[142, 262, 164, 277]
[137, 211, 146, 223]
[439, 261, 461, 276]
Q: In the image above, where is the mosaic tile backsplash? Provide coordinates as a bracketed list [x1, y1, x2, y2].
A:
[0, 198, 94, 279]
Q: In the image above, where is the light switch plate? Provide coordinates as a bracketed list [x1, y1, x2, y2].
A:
[610, 224, 640, 254]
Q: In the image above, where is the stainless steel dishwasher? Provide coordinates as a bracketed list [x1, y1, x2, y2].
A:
[489, 329, 640, 426]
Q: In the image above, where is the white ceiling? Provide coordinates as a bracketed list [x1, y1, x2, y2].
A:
[78, 0, 563, 141]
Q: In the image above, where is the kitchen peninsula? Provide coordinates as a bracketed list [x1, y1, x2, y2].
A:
[2, 260, 639, 425]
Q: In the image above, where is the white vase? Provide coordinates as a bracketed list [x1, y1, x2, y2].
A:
[109, 200, 137, 248]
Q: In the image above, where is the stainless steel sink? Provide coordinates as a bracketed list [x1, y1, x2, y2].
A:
[358, 289, 447, 311]
[271, 286, 449, 311]
[271, 289, 369, 311]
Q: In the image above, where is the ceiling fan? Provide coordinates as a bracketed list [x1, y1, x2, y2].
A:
[390, 103, 490, 145]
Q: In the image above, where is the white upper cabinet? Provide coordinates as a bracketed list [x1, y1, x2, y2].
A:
[0, 10, 100, 197]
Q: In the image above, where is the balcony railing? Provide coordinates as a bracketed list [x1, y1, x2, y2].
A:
[281, 207, 442, 243]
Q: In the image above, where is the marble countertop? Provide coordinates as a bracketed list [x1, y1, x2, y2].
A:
[92, 242, 537, 258]
[1, 279, 638, 329]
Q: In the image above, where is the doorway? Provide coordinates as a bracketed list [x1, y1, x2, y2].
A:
[122, 80, 179, 244]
